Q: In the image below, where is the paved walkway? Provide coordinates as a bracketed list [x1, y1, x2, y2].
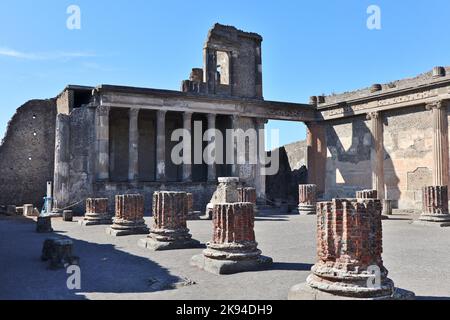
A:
[1, 213, 449, 300]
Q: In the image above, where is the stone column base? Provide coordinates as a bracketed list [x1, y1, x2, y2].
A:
[191, 254, 272, 275]
[79, 213, 113, 226]
[414, 215, 450, 227]
[288, 283, 415, 300]
[191, 242, 272, 275]
[298, 204, 316, 215]
[138, 228, 202, 251]
[106, 219, 149, 237]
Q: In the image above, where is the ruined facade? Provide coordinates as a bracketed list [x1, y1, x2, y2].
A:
[27, 24, 313, 214]
[1, 24, 450, 214]
[312, 66, 450, 210]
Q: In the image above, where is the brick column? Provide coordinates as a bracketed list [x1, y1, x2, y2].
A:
[185, 193, 201, 220]
[306, 122, 327, 196]
[419, 186, 450, 225]
[356, 189, 378, 199]
[191, 202, 272, 274]
[79, 198, 112, 226]
[207, 113, 217, 182]
[139, 192, 200, 250]
[367, 112, 385, 200]
[237, 187, 258, 214]
[96, 105, 110, 181]
[128, 108, 140, 182]
[156, 110, 167, 182]
[106, 194, 149, 236]
[298, 184, 317, 215]
[427, 101, 449, 186]
[357, 189, 389, 220]
[289, 198, 414, 300]
[182, 112, 193, 182]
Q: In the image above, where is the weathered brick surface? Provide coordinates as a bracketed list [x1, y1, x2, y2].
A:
[422, 186, 448, 215]
[152, 192, 187, 230]
[86, 198, 108, 215]
[115, 194, 144, 221]
[307, 198, 395, 298]
[237, 187, 257, 204]
[80, 198, 111, 226]
[140, 191, 200, 250]
[192, 202, 272, 274]
[211, 202, 256, 244]
[356, 189, 378, 199]
[107, 194, 149, 236]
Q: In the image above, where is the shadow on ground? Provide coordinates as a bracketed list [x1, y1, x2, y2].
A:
[0, 216, 183, 300]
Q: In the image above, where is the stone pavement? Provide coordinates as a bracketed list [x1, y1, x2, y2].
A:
[0, 213, 449, 300]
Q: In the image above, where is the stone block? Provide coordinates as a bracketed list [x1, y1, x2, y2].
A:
[202, 177, 240, 220]
[23, 204, 34, 217]
[36, 216, 53, 233]
[63, 210, 73, 222]
[41, 238, 79, 269]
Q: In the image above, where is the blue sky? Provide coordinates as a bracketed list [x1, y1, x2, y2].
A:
[1, 0, 450, 148]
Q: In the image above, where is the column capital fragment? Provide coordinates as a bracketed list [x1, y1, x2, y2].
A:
[426, 99, 449, 111]
[366, 111, 380, 121]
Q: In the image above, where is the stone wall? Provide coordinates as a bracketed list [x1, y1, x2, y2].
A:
[265, 140, 307, 203]
[0, 99, 57, 207]
[323, 105, 436, 210]
[383, 106, 433, 209]
[324, 116, 372, 199]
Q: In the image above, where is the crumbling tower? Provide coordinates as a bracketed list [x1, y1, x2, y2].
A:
[182, 23, 263, 99]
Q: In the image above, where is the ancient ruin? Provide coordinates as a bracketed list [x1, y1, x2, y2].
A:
[203, 177, 240, 219]
[297, 184, 317, 215]
[185, 193, 201, 220]
[1, 21, 450, 301]
[138, 191, 201, 251]
[106, 194, 149, 236]
[417, 186, 450, 226]
[191, 202, 272, 275]
[289, 198, 414, 300]
[79, 198, 112, 226]
[237, 187, 257, 214]
[41, 238, 78, 269]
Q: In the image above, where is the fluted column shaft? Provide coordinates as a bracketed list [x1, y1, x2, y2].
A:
[156, 110, 167, 181]
[96, 106, 110, 181]
[182, 112, 193, 182]
[367, 112, 385, 200]
[207, 114, 217, 182]
[428, 101, 449, 186]
[128, 108, 139, 182]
